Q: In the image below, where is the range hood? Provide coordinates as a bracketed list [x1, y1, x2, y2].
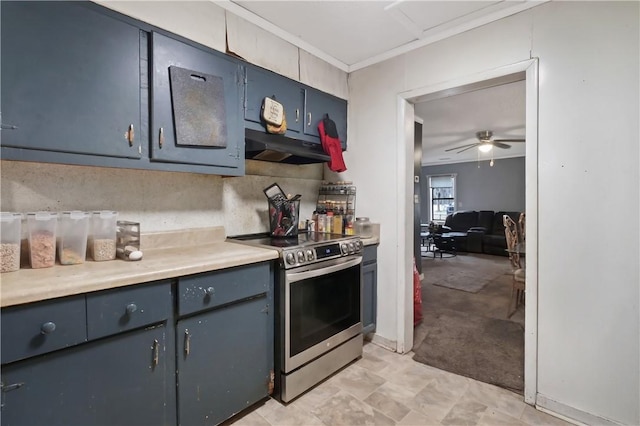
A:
[244, 128, 330, 164]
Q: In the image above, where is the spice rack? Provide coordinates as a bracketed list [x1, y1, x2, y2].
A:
[315, 182, 356, 234]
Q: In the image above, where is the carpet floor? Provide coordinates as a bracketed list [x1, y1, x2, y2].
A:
[413, 252, 525, 393]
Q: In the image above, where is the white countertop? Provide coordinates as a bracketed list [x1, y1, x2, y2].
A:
[1, 225, 381, 308]
[0, 227, 278, 308]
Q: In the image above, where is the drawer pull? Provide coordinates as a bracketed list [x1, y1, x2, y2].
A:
[127, 124, 135, 146]
[307, 112, 312, 126]
[204, 286, 215, 297]
[40, 322, 56, 335]
[126, 303, 138, 314]
[296, 109, 300, 122]
[152, 339, 159, 367]
[184, 329, 190, 356]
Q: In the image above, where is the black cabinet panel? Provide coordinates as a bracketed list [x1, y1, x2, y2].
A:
[1, 1, 144, 159]
[177, 295, 272, 425]
[1, 325, 173, 426]
[151, 32, 244, 170]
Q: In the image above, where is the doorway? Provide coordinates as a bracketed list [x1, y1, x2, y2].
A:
[398, 59, 538, 404]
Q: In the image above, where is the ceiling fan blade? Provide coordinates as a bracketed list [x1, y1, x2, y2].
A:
[444, 142, 478, 152]
[493, 138, 525, 143]
[456, 145, 480, 154]
[493, 142, 512, 149]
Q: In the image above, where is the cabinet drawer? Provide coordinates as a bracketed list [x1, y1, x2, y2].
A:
[363, 246, 377, 264]
[86, 280, 173, 340]
[1, 296, 87, 364]
[178, 263, 270, 316]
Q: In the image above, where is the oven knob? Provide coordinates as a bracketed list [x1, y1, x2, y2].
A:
[341, 243, 348, 254]
[306, 249, 314, 261]
[348, 242, 355, 254]
[285, 252, 296, 265]
[297, 251, 306, 263]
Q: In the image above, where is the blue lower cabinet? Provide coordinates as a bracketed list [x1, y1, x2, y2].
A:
[0, 324, 174, 426]
[177, 295, 272, 425]
[362, 245, 378, 334]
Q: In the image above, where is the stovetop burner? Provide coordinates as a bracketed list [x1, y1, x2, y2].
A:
[229, 231, 362, 269]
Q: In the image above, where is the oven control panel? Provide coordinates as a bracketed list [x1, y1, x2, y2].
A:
[283, 237, 362, 268]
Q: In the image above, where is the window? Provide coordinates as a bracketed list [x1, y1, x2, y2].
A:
[427, 174, 456, 223]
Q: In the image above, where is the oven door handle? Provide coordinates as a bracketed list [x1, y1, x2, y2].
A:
[286, 256, 362, 282]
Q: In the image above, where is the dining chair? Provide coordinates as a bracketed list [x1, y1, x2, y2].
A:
[503, 215, 521, 270]
[504, 214, 525, 317]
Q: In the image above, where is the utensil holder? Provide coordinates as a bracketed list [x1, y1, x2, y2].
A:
[268, 198, 300, 237]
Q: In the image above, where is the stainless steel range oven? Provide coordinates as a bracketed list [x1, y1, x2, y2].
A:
[230, 232, 363, 403]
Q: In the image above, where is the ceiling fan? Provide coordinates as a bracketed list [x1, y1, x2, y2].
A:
[445, 130, 525, 154]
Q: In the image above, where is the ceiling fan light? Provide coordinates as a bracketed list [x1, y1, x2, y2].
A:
[478, 143, 493, 153]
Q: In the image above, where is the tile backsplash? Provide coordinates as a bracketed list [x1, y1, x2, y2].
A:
[0, 160, 322, 237]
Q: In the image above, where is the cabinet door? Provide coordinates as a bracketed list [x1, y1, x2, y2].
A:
[1, 325, 174, 426]
[362, 261, 377, 334]
[177, 296, 272, 425]
[151, 32, 244, 170]
[1, 1, 143, 159]
[303, 88, 348, 149]
[244, 65, 305, 135]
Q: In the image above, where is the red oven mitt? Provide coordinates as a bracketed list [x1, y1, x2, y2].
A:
[318, 116, 347, 172]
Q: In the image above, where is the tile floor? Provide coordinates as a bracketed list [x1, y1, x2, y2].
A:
[230, 342, 571, 426]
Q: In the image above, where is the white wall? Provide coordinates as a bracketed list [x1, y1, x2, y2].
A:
[345, 2, 639, 425]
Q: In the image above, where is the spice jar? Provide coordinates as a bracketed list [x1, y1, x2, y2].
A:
[26, 212, 58, 269]
[89, 211, 118, 261]
[1, 212, 22, 272]
[354, 217, 372, 238]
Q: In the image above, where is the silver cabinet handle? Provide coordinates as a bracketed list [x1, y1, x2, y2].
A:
[126, 303, 137, 314]
[159, 127, 164, 149]
[184, 329, 190, 356]
[127, 124, 134, 146]
[307, 112, 312, 126]
[204, 286, 215, 296]
[152, 339, 159, 367]
[296, 109, 300, 122]
[40, 321, 56, 335]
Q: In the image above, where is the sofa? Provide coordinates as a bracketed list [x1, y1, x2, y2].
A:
[435, 210, 522, 256]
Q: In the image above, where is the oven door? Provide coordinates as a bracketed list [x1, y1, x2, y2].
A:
[284, 256, 362, 373]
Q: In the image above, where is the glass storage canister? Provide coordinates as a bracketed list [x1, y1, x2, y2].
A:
[354, 217, 372, 238]
[26, 211, 58, 269]
[1, 212, 23, 272]
[58, 211, 90, 265]
[116, 221, 143, 261]
[90, 210, 118, 261]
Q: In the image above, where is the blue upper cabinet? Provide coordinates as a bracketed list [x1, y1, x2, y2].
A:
[304, 88, 348, 150]
[150, 32, 244, 173]
[243, 64, 348, 150]
[1, 1, 144, 160]
[245, 65, 305, 137]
